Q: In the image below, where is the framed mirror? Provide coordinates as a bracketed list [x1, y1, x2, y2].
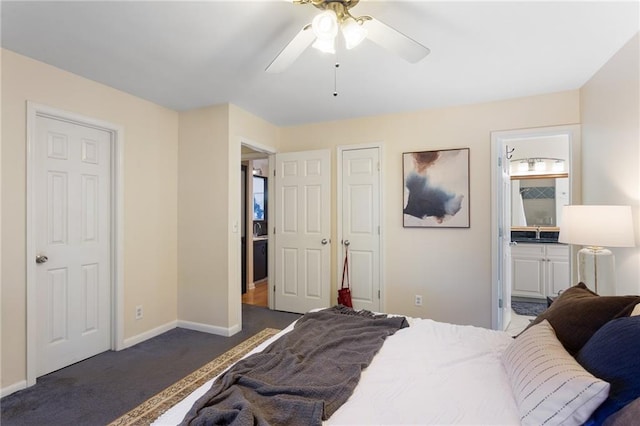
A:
[508, 136, 571, 231]
[511, 174, 569, 228]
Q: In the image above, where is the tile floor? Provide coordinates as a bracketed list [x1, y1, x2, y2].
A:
[505, 310, 535, 336]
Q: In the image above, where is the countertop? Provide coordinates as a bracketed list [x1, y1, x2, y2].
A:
[512, 238, 564, 244]
[511, 229, 562, 244]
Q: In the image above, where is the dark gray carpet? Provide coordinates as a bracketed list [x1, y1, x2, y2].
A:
[0, 304, 301, 426]
[512, 300, 547, 317]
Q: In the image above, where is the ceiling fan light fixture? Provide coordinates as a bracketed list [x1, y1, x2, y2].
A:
[311, 10, 338, 54]
[266, 1, 431, 72]
[312, 10, 338, 40]
[341, 17, 368, 50]
[312, 36, 336, 54]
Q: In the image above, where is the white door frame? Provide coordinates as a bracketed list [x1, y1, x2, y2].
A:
[491, 124, 579, 330]
[337, 143, 384, 312]
[26, 102, 125, 386]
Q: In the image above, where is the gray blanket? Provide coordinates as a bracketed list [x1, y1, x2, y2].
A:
[180, 306, 409, 426]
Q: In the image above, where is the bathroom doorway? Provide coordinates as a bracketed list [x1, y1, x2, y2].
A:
[491, 125, 579, 332]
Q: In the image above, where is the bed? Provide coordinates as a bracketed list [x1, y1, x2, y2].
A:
[153, 284, 640, 426]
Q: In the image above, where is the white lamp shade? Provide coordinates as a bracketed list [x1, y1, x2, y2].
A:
[311, 10, 338, 54]
[342, 18, 368, 49]
[558, 205, 635, 248]
[312, 10, 338, 40]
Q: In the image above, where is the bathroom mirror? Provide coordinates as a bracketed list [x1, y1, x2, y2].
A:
[511, 174, 569, 228]
[508, 134, 570, 231]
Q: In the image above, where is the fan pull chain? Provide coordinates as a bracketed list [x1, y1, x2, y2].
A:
[333, 61, 339, 97]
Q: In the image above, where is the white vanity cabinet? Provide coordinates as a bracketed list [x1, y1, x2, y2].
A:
[511, 244, 570, 299]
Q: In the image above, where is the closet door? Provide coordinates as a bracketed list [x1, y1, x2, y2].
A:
[340, 147, 381, 312]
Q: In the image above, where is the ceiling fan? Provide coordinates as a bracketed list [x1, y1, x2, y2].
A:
[266, 0, 430, 73]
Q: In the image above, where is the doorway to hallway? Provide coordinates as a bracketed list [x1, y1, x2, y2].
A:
[241, 145, 271, 308]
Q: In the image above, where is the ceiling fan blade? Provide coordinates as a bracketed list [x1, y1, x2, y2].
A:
[266, 24, 315, 73]
[365, 18, 430, 63]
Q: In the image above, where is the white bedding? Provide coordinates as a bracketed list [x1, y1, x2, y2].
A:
[154, 316, 520, 425]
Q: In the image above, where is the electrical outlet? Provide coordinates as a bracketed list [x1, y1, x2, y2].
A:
[135, 305, 143, 320]
[415, 295, 423, 306]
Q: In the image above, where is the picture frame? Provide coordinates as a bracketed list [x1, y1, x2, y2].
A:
[253, 175, 267, 222]
[403, 148, 470, 228]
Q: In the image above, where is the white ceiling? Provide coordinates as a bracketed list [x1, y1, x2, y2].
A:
[2, 1, 638, 126]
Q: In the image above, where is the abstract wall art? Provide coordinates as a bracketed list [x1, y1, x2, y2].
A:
[403, 148, 470, 228]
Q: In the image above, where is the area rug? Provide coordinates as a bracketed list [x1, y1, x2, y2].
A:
[512, 300, 547, 317]
[108, 328, 280, 426]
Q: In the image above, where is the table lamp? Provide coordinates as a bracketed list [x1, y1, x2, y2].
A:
[558, 205, 635, 294]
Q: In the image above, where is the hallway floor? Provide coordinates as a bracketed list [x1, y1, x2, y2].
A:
[242, 279, 268, 307]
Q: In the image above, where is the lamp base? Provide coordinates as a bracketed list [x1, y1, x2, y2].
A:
[577, 247, 616, 295]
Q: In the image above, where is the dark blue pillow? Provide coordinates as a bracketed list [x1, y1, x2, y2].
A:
[576, 314, 640, 426]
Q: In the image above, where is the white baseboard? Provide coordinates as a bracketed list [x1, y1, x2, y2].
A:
[177, 319, 241, 337]
[1, 380, 27, 398]
[122, 320, 177, 349]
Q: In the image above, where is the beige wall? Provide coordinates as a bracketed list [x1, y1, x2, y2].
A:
[1, 49, 179, 389]
[177, 106, 231, 328]
[230, 104, 280, 151]
[177, 104, 279, 333]
[580, 32, 640, 295]
[279, 91, 581, 327]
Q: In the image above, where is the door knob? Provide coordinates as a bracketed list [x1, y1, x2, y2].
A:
[321, 239, 329, 245]
[36, 255, 48, 264]
[344, 240, 350, 246]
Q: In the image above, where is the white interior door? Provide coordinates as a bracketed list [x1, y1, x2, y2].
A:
[35, 115, 112, 376]
[340, 147, 381, 312]
[500, 148, 513, 329]
[492, 139, 513, 331]
[273, 150, 331, 313]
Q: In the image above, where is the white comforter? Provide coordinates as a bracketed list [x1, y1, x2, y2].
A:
[154, 316, 520, 425]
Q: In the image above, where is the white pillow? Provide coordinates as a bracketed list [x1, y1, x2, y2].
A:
[502, 320, 610, 426]
[631, 303, 640, 316]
